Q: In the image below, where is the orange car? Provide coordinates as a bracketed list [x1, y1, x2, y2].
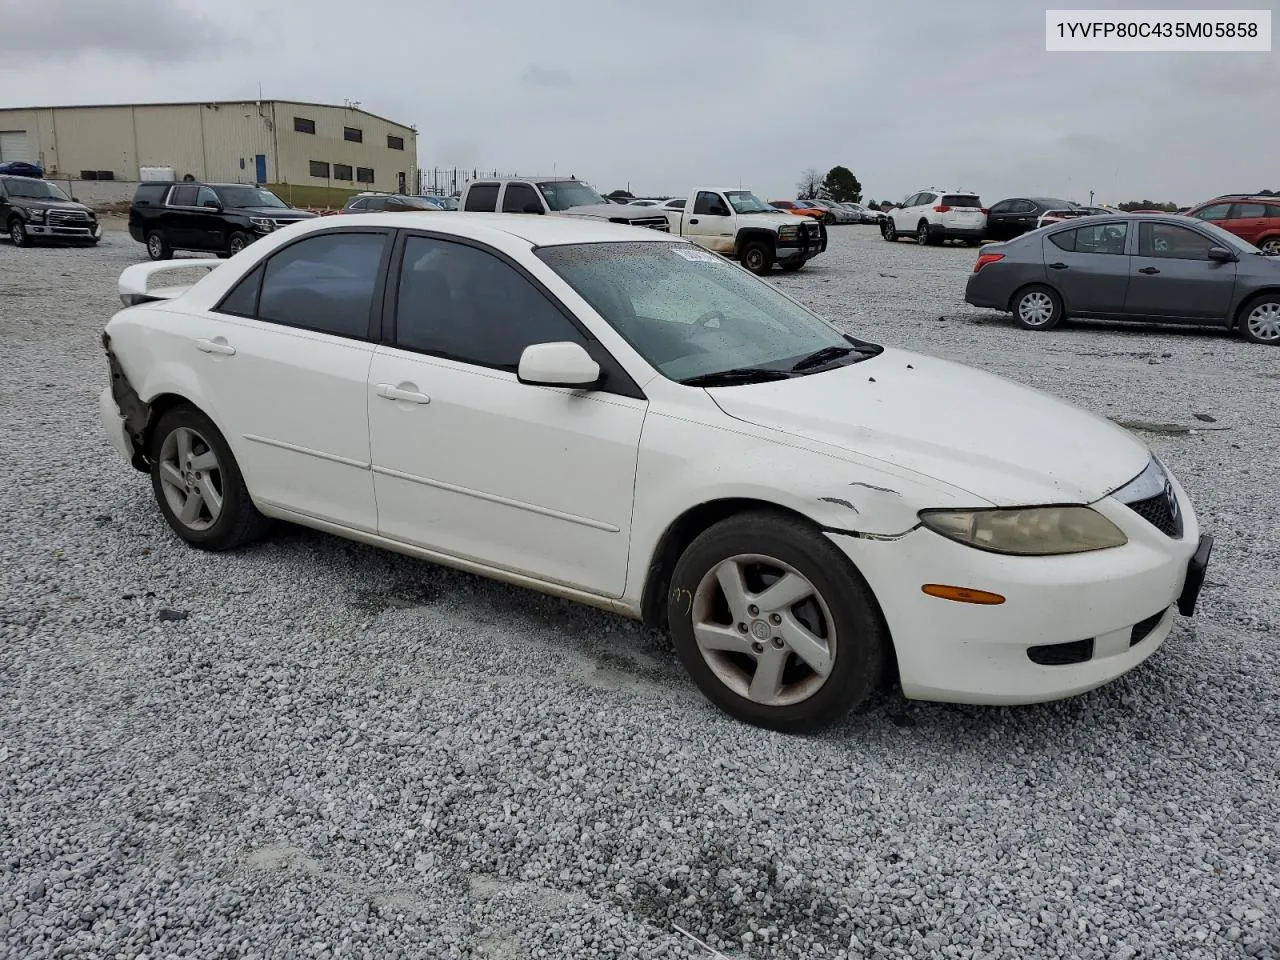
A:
[770, 199, 826, 220]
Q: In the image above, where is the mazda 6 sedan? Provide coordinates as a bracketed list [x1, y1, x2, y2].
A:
[100, 214, 1213, 731]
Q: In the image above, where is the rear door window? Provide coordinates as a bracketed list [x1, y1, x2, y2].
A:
[1231, 203, 1267, 219]
[464, 184, 499, 212]
[257, 231, 389, 338]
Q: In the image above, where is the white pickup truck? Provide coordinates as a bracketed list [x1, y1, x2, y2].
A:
[459, 177, 670, 232]
[663, 188, 826, 274]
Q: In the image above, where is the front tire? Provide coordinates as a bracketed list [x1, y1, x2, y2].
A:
[741, 241, 774, 275]
[1239, 293, 1280, 345]
[146, 230, 172, 260]
[881, 218, 898, 242]
[9, 217, 29, 247]
[147, 405, 268, 551]
[227, 231, 251, 256]
[667, 512, 890, 733]
[1012, 284, 1064, 331]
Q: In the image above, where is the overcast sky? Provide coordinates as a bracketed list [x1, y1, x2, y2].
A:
[2, 0, 1277, 205]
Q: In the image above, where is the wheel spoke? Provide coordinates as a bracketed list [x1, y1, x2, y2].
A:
[197, 475, 223, 520]
[175, 428, 193, 463]
[693, 622, 755, 655]
[778, 617, 833, 677]
[179, 490, 204, 524]
[714, 560, 751, 622]
[747, 646, 789, 703]
[158, 461, 184, 491]
[190, 450, 218, 471]
[755, 572, 813, 613]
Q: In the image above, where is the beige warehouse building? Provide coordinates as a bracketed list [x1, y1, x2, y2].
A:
[0, 99, 417, 201]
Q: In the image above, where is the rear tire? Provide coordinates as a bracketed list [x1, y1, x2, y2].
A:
[1012, 284, 1064, 331]
[667, 511, 890, 733]
[146, 231, 172, 260]
[1238, 293, 1280, 345]
[1259, 237, 1280, 256]
[916, 221, 931, 246]
[741, 241, 774, 275]
[147, 404, 268, 551]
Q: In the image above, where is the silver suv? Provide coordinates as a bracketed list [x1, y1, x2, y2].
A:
[882, 188, 987, 246]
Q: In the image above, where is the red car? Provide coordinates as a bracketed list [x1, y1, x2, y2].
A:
[1183, 195, 1280, 255]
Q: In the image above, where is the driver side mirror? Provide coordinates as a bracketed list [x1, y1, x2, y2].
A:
[522, 202, 545, 214]
[517, 341, 601, 389]
[1206, 246, 1236, 262]
[202, 200, 221, 209]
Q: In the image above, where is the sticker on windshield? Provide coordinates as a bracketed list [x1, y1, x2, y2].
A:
[671, 245, 721, 263]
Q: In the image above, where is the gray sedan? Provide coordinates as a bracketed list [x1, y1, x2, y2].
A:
[964, 215, 1280, 345]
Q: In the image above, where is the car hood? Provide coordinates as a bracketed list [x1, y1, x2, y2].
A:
[707, 347, 1150, 506]
[559, 203, 667, 220]
[10, 197, 94, 214]
[738, 211, 814, 227]
[234, 206, 317, 219]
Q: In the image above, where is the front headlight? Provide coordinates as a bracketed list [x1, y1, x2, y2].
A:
[249, 217, 275, 232]
[778, 224, 800, 239]
[22, 206, 46, 221]
[919, 506, 1128, 556]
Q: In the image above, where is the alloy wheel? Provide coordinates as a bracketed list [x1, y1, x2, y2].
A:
[1260, 238, 1280, 256]
[1246, 301, 1280, 342]
[10, 220, 26, 246]
[691, 554, 836, 707]
[157, 426, 224, 531]
[147, 234, 163, 258]
[1018, 291, 1055, 327]
[916, 223, 929, 245]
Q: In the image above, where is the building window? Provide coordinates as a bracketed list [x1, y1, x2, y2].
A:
[356, 167, 375, 184]
[387, 134, 404, 151]
[309, 160, 330, 178]
[334, 163, 353, 182]
[294, 116, 316, 134]
[344, 126, 363, 143]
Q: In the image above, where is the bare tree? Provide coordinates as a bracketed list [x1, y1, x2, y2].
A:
[796, 168, 824, 199]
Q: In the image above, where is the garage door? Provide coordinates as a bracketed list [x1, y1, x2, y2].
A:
[0, 131, 32, 163]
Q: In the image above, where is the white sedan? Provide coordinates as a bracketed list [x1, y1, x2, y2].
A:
[99, 214, 1213, 731]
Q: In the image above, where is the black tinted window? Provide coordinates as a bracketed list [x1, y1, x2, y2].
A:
[668, 199, 686, 210]
[1138, 222, 1212, 260]
[258, 232, 387, 338]
[169, 185, 198, 206]
[464, 184, 498, 212]
[1074, 222, 1128, 255]
[942, 195, 981, 207]
[693, 191, 724, 215]
[294, 116, 315, 134]
[502, 183, 541, 213]
[133, 183, 169, 205]
[394, 236, 586, 370]
[1048, 229, 1076, 252]
[988, 200, 1011, 214]
[1232, 203, 1267, 219]
[217, 264, 263, 317]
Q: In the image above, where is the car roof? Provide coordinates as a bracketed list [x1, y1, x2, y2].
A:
[289, 211, 683, 246]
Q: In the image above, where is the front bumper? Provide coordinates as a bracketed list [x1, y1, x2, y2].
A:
[27, 222, 101, 240]
[99, 386, 133, 463]
[827, 477, 1208, 705]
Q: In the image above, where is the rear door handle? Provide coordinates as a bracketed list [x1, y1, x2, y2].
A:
[195, 337, 236, 355]
[1139, 266, 1160, 275]
[1048, 262, 1068, 270]
[375, 382, 431, 404]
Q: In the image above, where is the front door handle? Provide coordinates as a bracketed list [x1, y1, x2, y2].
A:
[195, 337, 236, 355]
[1139, 266, 1160, 275]
[375, 382, 431, 404]
[688, 218, 699, 224]
[1048, 262, 1068, 270]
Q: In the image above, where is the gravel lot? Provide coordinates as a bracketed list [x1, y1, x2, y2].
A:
[2, 222, 1278, 960]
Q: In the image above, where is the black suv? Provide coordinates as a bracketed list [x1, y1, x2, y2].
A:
[1, 175, 101, 247]
[129, 182, 317, 260]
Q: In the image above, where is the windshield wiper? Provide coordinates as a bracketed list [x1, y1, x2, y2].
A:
[680, 367, 794, 387]
[789, 345, 859, 372]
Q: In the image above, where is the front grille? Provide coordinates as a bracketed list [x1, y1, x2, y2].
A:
[629, 216, 670, 232]
[1130, 609, 1167, 647]
[48, 209, 89, 225]
[1125, 491, 1182, 538]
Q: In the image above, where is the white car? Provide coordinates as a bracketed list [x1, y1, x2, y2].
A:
[99, 213, 1212, 731]
[883, 188, 987, 246]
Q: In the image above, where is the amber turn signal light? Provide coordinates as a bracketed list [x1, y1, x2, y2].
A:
[921, 584, 1006, 605]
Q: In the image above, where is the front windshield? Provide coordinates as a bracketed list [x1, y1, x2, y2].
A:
[4, 178, 70, 201]
[536, 241, 869, 383]
[536, 180, 607, 211]
[724, 191, 775, 214]
[217, 186, 288, 208]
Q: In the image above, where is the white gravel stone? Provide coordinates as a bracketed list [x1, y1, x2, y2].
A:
[1, 223, 1278, 959]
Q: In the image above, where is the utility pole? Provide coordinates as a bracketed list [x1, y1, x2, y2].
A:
[1089, 190, 1095, 205]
